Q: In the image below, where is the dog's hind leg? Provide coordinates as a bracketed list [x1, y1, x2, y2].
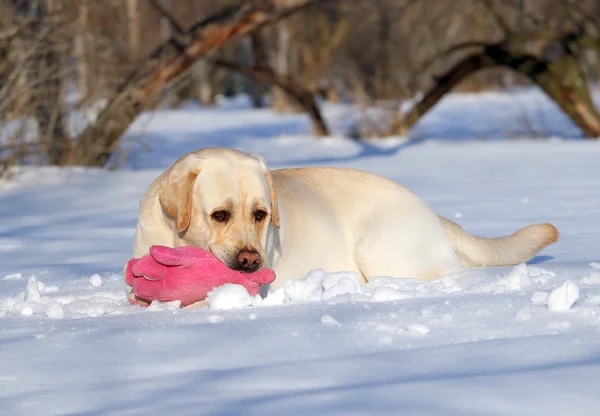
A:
[354, 200, 463, 282]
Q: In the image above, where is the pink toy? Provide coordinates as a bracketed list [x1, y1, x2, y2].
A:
[125, 245, 276, 307]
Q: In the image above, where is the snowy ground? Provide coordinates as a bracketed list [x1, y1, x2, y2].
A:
[1, 88, 600, 415]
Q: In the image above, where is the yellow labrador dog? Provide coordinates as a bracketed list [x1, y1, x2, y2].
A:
[130, 148, 558, 292]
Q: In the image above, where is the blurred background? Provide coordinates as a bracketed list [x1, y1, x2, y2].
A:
[0, 0, 599, 173]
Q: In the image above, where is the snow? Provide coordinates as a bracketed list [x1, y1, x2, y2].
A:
[320, 314, 341, 326]
[531, 291, 549, 304]
[89, 273, 103, 287]
[45, 302, 65, 319]
[145, 299, 181, 312]
[207, 284, 256, 310]
[25, 276, 41, 303]
[407, 324, 430, 334]
[2, 272, 22, 280]
[1, 88, 600, 414]
[547, 280, 580, 312]
[207, 314, 225, 323]
[504, 263, 533, 290]
[515, 306, 532, 321]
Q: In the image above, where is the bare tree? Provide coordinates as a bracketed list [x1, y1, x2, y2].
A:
[384, 0, 600, 137]
[68, 0, 334, 166]
[3, 0, 600, 177]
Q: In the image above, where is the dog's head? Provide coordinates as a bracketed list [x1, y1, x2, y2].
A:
[159, 148, 280, 273]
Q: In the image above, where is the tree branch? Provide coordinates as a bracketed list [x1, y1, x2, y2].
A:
[213, 58, 330, 136]
[147, 0, 189, 37]
[388, 41, 600, 138]
[0, 18, 36, 42]
[68, 0, 336, 166]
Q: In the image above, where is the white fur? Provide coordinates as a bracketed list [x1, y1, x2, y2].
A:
[129, 148, 558, 292]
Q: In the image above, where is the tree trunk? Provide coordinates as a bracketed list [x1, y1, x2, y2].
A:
[271, 24, 295, 111]
[271, 0, 301, 112]
[38, 0, 69, 165]
[374, 5, 391, 98]
[159, 16, 177, 107]
[533, 48, 600, 138]
[74, 0, 89, 99]
[237, 37, 263, 107]
[196, 60, 216, 106]
[127, 0, 141, 61]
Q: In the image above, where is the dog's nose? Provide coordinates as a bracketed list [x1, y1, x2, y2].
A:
[237, 250, 261, 272]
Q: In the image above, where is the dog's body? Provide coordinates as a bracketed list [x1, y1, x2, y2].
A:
[131, 148, 558, 292]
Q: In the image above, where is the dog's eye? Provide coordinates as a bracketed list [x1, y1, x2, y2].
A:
[211, 210, 230, 223]
[254, 210, 267, 222]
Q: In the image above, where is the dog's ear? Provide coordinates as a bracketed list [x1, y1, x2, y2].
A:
[252, 154, 280, 229]
[264, 168, 280, 229]
[159, 155, 201, 233]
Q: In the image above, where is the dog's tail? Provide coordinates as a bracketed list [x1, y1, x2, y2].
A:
[439, 217, 558, 267]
